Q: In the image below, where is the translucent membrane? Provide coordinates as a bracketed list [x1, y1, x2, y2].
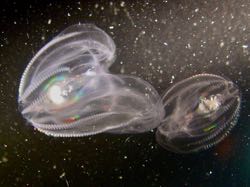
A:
[18, 24, 163, 137]
[156, 74, 241, 153]
[18, 24, 241, 153]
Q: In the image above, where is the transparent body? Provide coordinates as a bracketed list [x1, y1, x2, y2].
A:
[18, 24, 163, 137]
[156, 74, 241, 153]
[18, 24, 241, 153]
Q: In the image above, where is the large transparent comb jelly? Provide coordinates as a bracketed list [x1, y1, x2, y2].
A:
[18, 24, 163, 137]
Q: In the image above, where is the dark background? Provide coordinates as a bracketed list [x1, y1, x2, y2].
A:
[1, 0, 250, 186]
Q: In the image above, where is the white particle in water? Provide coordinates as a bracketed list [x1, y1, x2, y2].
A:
[59, 172, 66, 178]
[220, 41, 225, 48]
[118, 176, 123, 179]
[230, 37, 236, 42]
[242, 44, 248, 49]
[48, 19, 52, 24]
[195, 8, 199, 12]
[109, 25, 114, 29]
[120, 67, 125, 74]
[0, 156, 8, 163]
[170, 75, 175, 83]
[120, 1, 125, 7]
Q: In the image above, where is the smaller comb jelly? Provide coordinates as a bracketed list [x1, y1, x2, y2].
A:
[156, 74, 241, 153]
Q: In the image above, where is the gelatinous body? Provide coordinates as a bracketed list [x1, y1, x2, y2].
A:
[18, 24, 242, 154]
[18, 24, 162, 137]
[156, 74, 241, 153]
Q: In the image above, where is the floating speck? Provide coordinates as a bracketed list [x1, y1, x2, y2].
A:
[0, 156, 8, 163]
[59, 172, 66, 178]
[48, 19, 52, 24]
[242, 44, 248, 49]
[220, 41, 225, 48]
[120, 66, 125, 74]
[120, 1, 125, 7]
[170, 75, 175, 83]
[206, 170, 213, 176]
[195, 8, 199, 12]
[118, 176, 123, 180]
[94, 3, 99, 8]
